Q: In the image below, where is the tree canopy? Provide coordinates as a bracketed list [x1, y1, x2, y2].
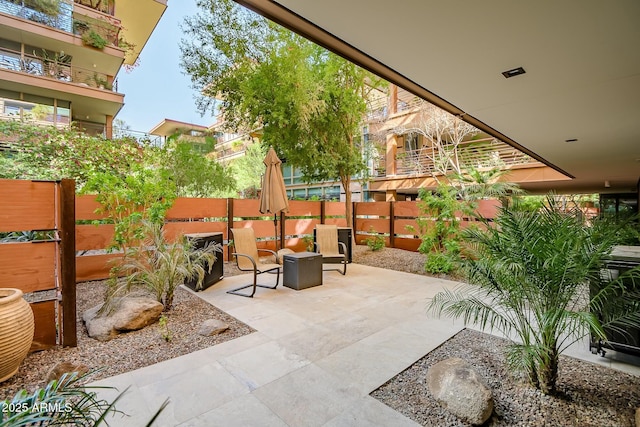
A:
[181, 0, 384, 225]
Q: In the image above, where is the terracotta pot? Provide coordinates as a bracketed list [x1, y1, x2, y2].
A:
[0, 288, 34, 383]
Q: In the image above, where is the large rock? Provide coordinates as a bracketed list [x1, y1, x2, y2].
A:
[45, 361, 89, 384]
[198, 319, 229, 336]
[427, 357, 494, 425]
[83, 297, 163, 341]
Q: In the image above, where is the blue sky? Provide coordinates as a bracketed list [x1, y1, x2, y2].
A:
[115, 0, 216, 133]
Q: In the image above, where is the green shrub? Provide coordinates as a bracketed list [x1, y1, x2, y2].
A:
[364, 228, 385, 251]
[111, 221, 220, 311]
[82, 30, 109, 49]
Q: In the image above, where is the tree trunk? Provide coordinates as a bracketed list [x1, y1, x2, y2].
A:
[538, 347, 558, 395]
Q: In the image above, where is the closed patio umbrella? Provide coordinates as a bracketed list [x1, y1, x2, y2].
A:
[260, 147, 289, 250]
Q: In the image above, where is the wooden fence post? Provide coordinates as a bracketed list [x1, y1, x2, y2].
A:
[227, 198, 234, 261]
[59, 179, 76, 347]
[389, 201, 395, 248]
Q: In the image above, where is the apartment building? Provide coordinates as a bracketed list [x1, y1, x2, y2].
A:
[0, 0, 166, 138]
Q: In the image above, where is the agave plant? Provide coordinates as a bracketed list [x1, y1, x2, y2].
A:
[428, 197, 640, 395]
[106, 221, 220, 311]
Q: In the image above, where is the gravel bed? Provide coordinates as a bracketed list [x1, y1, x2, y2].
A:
[372, 328, 640, 426]
[0, 274, 254, 401]
[2, 244, 639, 427]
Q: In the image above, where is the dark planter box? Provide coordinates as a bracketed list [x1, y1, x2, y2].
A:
[184, 232, 223, 291]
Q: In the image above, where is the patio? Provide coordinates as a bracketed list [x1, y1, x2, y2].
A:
[90, 264, 640, 427]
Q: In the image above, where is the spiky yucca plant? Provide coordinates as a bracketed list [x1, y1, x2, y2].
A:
[428, 198, 640, 395]
[107, 222, 220, 311]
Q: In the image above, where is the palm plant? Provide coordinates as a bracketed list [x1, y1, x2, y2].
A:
[106, 222, 220, 311]
[428, 197, 640, 395]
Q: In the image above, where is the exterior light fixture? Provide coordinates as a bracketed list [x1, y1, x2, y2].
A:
[604, 181, 611, 188]
[501, 67, 526, 78]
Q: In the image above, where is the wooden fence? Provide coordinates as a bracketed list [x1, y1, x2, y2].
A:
[0, 179, 76, 350]
[75, 196, 500, 282]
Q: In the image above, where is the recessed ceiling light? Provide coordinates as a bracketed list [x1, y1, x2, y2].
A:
[501, 67, 526, 78]
[565, 138, 578, 143]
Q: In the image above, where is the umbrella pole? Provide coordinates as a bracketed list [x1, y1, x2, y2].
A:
[274, 214, 279, 250]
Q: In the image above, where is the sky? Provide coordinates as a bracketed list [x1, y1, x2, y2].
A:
[115, 0, 216, 134]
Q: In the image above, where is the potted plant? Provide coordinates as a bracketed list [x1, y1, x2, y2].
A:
[0, 289, 34, 383]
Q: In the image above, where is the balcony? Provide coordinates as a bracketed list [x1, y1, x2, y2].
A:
[392, 138, 542, 177]
[0, 0, 72, 32]
[0, 45, 117, 90]
[73, 0, 113, 16]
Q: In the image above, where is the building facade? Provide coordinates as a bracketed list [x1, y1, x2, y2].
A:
[0, 0, 166, 138]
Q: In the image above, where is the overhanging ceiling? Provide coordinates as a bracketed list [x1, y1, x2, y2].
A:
[236, 0, 640, 193]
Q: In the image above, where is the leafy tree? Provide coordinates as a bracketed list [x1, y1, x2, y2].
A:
[155, 139, 236, 197]
[428, 198, 640, 395]
[181, 0, 382, 226]
[229, 140, 266, 198]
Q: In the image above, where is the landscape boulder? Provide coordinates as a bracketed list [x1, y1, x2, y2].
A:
[427, 357, 494, 425]
[45, 361, 89, 384]
[83, 297, 163, 341]
[197, 319, 229, 336]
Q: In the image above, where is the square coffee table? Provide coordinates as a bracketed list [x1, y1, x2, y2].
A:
[283, 252, 323, 290]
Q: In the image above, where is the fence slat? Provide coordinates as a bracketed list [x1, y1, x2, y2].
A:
[75, 195, 105, 220]
[30, 300, 57, 352]
[287, 200, 321, 216]
[76, 253, 122, 282]
[76, 224, 115, 251]
[394, 201, 421, 217]
[324, 218, 348, 226]
[355, 202, 390, 216]
[394, 219, 419, 235]
[324, 201, 346, 216]
[355, 218, 390, 233]
[394, 237, 422, 252]
[166, 198, 227, 219]
[163, 222, 227, 241]
[0, 242, 56, 292]
[0, 180, 55, 231]
[232, 199, 262, 217]
[232, 220, 279, 239]
[284, 218, 320, 235]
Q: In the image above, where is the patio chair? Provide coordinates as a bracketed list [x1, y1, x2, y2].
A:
[314, 224, 347, 275]
[228, 228, 281, 297]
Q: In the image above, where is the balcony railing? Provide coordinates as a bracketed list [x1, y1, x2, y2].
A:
[0, 0, 73, 32]
[73, 0, 113, 16]
[0, 46, 117, 91]
[394, 139, 542, 177]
